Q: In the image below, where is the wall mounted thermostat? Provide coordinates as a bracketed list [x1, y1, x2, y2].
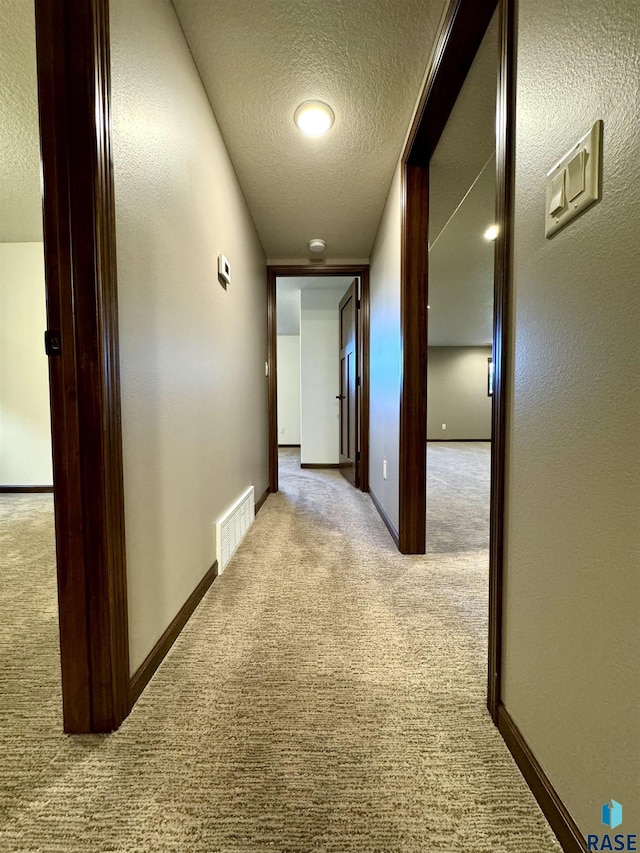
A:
[218, 253, 231, 287]
[545, 120, 602, 238]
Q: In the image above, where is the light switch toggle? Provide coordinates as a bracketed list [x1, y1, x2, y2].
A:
[566, 149, 586, 201]
[549, 170, 566, 216]
[545, 120, 602, 238]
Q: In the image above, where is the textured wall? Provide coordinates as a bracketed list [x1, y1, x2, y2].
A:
[427, 347, 492, 440]
[0, 243, 52, 485]
[368, 163, 402, 530]
[299, 289, 343, 465]
[277, 336, 301, 445]
[0, 0, 43, 242]
[502, 0, 640, 835]
[110, 0, 268, 672]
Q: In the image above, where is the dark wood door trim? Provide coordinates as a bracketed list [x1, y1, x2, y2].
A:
[359, 267, 370, 492]
[398, 164, 429, 554]
[404, 0, 498, 168]
[35, 0, 130, 733]
[267, 265, 370, 495]
[338, 280, 358, 486]
[488, 0, 517, 724]
[267, 268, 279, 493]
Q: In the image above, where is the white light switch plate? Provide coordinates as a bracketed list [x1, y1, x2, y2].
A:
[545, 120, 602, 238]
[218, 252, 231, 286]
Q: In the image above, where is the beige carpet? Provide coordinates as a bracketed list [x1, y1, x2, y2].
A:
[0, 452, 561, 852]
[0, 494, 62, 828]
[427, 441, 491, 553]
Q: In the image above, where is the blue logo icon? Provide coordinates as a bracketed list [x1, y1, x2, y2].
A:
[602, 800, 623, 830]
[589, 800, 635, 851]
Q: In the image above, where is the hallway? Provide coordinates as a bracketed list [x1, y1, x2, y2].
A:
[1, 452, 560, 851]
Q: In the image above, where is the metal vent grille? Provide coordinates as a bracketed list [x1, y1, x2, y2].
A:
[215, 486, 255, 573]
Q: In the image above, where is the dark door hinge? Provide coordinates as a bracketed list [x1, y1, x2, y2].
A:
[357, 375, 361, 386]
[356, 451, 361, 461]
[356, 299, 361, 309]
[44, 330, 62, 356]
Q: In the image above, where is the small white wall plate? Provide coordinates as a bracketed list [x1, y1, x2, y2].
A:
[218, 253, 231, 287]
[545, 120, 602, 238]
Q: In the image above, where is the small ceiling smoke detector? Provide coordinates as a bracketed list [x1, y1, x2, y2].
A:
[309, 239, 326, 253]
[294, 101, 335, 136]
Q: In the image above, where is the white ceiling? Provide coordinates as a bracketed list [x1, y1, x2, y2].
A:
[427, 12, 498, 347]
[276, 275, 353, 335]
[172, 0, 447, 260]
[0, 0, 42, 242]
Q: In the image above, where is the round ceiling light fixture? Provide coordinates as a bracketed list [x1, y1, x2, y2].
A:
[483, 224, 499, 241]
[294, 100, 335, 136]
[309, 239, 326, 253]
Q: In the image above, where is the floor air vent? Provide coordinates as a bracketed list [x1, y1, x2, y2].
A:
[216, 486, 255, 573]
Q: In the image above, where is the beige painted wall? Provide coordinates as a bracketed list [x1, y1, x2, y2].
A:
[502, 0, 640, 836]
[300, 289, 344, 465]
[368, 163, 402, 530]
[427, 347, 492, 440]
[110, 0, 268, 673]
[277, 335, 301, 445]
[0, 242, 52, 486]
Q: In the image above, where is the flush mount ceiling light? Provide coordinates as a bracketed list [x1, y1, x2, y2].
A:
[484, 224, 499, 241]
[309, 239, 326, 253]
[294, 101, 335, 136]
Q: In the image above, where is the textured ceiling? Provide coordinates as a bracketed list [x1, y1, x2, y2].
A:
[0, 0, 42, 242]
[276, 275, 353, 334]
[172, 0, 447, 260]
[0, 0, 494, 276]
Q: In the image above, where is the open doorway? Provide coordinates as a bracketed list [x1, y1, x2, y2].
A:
[267, 265, 369, 495]
[275, 275, 353, 480]
[397, 0, 513, 720]
[425, 14, 497, 556]
[0, 0, 53, 495]
[0, 0, 62, 805]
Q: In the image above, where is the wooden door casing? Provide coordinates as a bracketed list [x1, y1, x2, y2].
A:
[339, 280, 358, 487]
